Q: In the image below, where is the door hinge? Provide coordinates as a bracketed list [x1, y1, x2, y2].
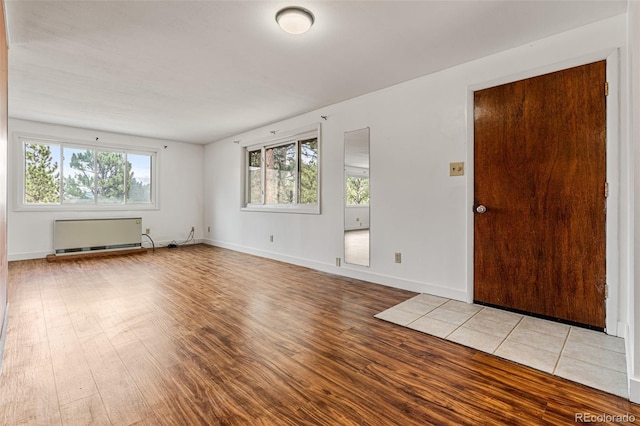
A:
[605, 82, 609, 96]
[604, 182, 609, 198]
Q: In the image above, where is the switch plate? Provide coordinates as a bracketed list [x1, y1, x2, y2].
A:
[145, 228, 150, 234]
[450, 162, 464, 176]
[395, 253, 402, 263]
[270, 235, 274, 242]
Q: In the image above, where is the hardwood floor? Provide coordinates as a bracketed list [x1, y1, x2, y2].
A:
[1, 244, 638, 425]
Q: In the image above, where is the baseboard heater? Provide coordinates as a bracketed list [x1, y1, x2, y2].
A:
[53, 218, 142, 255]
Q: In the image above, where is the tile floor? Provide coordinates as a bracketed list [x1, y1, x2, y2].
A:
[375, 294, 628, 398]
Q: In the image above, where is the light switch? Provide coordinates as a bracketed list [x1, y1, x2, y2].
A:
[450, 162, 464, 176]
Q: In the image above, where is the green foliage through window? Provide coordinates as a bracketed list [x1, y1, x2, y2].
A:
[246, 131, 319, 210]
[248, 150, 262, 204]
[299, 138, 318, 205]
[127, 154, 152, 203]
[265, 143, 296, 204]
[25, 143, 60, 204]
[23, 140, 154, 207]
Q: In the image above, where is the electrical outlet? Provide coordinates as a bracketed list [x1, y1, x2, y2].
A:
[395, 252, 402, 263]
[145, 228, 151, 234]
[450, 162, 464, 176]
[336, 257, 341, 267]
[270, 235, 274, 242]
[208, 226, 211, 233]
[191, 226, 195, 232]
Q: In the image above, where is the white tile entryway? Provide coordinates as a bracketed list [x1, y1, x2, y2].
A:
[375, 294, 628, 398]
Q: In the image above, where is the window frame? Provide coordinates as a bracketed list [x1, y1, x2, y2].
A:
[16, 134, 159, 211]
[242, 124, 320, 214]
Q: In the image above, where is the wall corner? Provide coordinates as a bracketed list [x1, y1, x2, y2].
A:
[628, 376, 640, 404]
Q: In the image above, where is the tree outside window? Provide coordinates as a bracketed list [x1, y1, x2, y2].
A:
[63, 148, 95, 203]
[244, 128, 320, 213]
[63, 149, 131, 204]
[62, 149, 149, 204]
[248, 150, 262, 204]
[265, 143, 296, 205]
[24, 143, 60, 204]
[23, 140, 153, 207]
[299, 138, 318, 205]
[127, 154, 152, 203]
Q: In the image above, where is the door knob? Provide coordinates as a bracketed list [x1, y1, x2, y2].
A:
[476, 205, 487, 214]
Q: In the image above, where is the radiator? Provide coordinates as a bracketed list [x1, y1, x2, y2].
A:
[53, 218, 142, 255]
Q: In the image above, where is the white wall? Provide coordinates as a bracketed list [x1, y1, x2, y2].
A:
[345, 206, 369, 230]
[8, 119, 204, 260]
[629, 0, 640, 404]
[205, 15, 628, 303]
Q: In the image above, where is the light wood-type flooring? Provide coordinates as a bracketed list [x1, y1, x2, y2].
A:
[1, 244, 638, 425]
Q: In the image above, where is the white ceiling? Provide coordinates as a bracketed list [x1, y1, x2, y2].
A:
[5, 0, 627, 144]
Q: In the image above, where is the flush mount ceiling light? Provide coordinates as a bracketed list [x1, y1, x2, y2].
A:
[275, 6, 314, 35]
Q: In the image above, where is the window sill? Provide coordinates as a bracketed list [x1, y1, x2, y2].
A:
[241, 205, 320, 215]
[14, 204, 159, 213]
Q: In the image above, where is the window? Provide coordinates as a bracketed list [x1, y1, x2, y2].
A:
[24, 142, 61, 204]
[248, 149, 262, 205]
[127, 154, 153, 203]
[299, 138, 318, 205]
[21, 137, 156, 209]
[244, 126, 320, 213]
[265, 142, 296, 204]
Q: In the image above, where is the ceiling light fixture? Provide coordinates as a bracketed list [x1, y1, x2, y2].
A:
[275, 6, 314, 35]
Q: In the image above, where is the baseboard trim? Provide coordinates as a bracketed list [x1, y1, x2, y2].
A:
[46, 247, 147, 262]
[8, 239, 206, 261]
[204, 239, 467, 302]
[8, 251, 52, 261]
[629, 376, 640, 404]
[616, 321, 628, 338]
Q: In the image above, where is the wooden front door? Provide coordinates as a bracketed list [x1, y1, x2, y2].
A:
[473, 61, 607, 329]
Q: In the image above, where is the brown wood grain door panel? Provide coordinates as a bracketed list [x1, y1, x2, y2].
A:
[474, 61, 606, 329]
